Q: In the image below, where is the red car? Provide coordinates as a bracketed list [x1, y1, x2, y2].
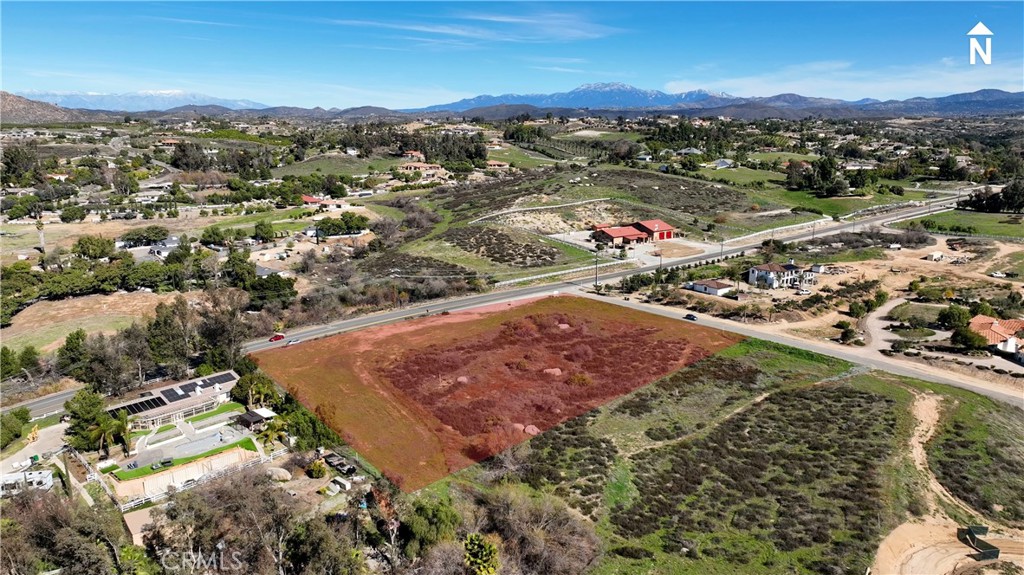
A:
[269, 334, 285, 342]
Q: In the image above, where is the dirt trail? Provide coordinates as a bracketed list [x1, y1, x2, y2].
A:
[872, 391, 1024, 574]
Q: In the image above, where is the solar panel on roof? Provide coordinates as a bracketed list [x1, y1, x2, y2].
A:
[207, 373, 235, 385]
[161, 389, 188, 403]
[108, 396, 167, 418]
[180, 383, 198, 394]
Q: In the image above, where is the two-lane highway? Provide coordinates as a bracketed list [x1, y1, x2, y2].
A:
[10, 198, 966, 417]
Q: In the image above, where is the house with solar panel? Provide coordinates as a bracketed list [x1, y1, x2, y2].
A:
[106, 371, 239, 430]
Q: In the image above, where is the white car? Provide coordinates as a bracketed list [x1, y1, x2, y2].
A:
[797, 289, 812, 296]
[286, 339, 302, 346]
[990, 272, 1007, 278]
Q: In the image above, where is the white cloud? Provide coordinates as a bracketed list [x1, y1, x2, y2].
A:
[324, 11, 621, 44]
[530, 66, 586, 74]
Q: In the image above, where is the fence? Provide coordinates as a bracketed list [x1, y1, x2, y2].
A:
[117, 445, 290, 512]
[957, 525, 1000, 561]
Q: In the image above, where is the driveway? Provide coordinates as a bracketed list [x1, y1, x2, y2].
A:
[0, 422, 69, 474]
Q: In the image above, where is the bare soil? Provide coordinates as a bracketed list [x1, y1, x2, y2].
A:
[872, 391, 1024, 574]
[254, 295, 743, 491]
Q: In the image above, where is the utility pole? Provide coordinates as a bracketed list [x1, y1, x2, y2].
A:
[36, 220, 45, 254]
[719, 240, 724, 259]
[593, 251, 599, 289]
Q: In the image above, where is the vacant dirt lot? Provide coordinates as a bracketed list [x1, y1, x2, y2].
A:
[254, 295, 743, 491]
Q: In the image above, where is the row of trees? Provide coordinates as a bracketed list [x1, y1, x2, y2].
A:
[958, 179, 1024, 213]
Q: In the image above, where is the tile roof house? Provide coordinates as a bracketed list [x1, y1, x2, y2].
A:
[747, 261, 804, 289]
[593, 226, 649, 245]
[968, 315, 1024, 353]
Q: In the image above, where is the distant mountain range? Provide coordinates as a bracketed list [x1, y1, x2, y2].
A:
[2, 83, 1022, 125]
[14, 90, 268, 112]
[408, 83, 739, 112]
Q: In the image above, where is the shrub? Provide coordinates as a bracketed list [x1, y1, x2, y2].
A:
[611, 546, 654, 560]
[306, 458, 328, 478]
[566, 373, 593, 387]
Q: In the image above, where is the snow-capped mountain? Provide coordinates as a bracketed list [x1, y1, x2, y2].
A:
[15, 90, 269, 112]
[409, 83, 738, 112]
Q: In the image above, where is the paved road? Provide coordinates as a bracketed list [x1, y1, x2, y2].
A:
[0, 422, 69, 473]
[9, 197, 967, 416]
[572, 291, 1024, 409]
[244, 197, 959, 356]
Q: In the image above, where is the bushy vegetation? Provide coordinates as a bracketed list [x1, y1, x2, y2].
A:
[611, 386, 901, 574]
[928, 392, 1024, 526]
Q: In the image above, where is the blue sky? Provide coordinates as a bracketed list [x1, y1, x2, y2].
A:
[3, 2, 1022, 108]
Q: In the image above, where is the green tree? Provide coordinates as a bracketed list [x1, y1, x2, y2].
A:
[937, 304, 972, 329]
[64, 388, 108, 451]
[0, 346, 19, 380]
[848, 301, 867, 318]
[72, 235, 115, 259]
[253, 220, 274, 243]
[246, 274, 297, 310]
[306, 457, 327, 478]
[60, 205, 88, 223]
[57, 329, 89, 381]
[951, 326, 988, 350]
[18, 346, 40, 373]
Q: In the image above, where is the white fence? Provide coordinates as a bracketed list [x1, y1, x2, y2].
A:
[118, 445, 290, 512]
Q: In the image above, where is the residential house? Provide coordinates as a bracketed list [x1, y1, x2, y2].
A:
[485, 160, 510, 170]
[399, 162, 442, 174]
[747, 260, 803, 289]
[968, 315, 1024, 354]
[301, 195, 322, 208]
[705, 159, 735, 170]
[687, 279, 734, 297]
[402, 150, 426, 161]
[677, 147, 704, 156]
[105, 371, 238, 430]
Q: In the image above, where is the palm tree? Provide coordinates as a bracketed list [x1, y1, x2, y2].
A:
[258, 418, 289, 447]
[88, 416, 117, 458]
[110, 409, 135, 457]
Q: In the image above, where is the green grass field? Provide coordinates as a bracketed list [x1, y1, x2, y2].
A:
[272, 155, 404, 177]
[186, 402, 245, 425]
[698, 167, 785, 184]
[887, 302, 944, 324]
[751, 188, 930, 218]
[0, 314, 138, 353]
[895, 210, 1024, 238]
[486, 146, 556, 169]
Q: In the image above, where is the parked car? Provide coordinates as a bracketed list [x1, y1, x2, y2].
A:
[684, 314, 698, 321]
[269, 333, 285, 342]
[797, 289, 812, 295]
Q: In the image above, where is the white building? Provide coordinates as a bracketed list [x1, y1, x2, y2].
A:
[687, 279, 735, 297]
[747, 261, 804, 289]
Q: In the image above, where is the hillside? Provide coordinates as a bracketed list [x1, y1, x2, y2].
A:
[1, 91, 90, 124]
